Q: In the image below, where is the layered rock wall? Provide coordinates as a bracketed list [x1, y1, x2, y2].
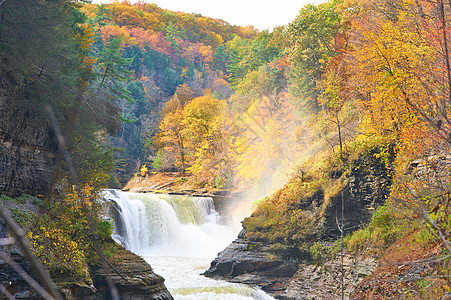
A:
[204, 228, 301, 298]
[323, 153, 392, 238]
[0, 77, 57, 197]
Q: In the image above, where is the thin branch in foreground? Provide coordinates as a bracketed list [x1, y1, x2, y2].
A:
[0, 207, 63, 300]
[45, 105, 120, 300]
[45, 105, 80, 187]
[0, 251, 55, 300]
[388, 162, 451, 253]
[0, 284, 15, 300]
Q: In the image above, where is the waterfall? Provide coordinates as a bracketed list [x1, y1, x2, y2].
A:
[104, 190, 274, 300]
[104, 190, 235, 258]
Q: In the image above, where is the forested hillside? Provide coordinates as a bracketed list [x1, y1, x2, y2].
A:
[80, 1, 260, 185]
[85, 2, 451, 296]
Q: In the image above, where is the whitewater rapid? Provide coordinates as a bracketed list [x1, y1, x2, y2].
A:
[104, 190, 274, 300]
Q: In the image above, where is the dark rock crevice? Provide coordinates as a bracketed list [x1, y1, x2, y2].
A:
[323, 153, 392, 239]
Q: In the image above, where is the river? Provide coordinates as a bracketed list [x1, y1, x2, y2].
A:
[105, 190, 274, 300]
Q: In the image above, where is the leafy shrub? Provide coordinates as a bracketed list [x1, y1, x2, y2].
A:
[140, 164, 148, 176]
[28, 229, 89, 278]
[97, 220, 114, 241]
[309, 241, 331, 265]
[15, 184, 113, 281]
[346, 203, 403, 254]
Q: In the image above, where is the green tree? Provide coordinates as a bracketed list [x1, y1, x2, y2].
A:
[285, 0, 343, 112]
[212, 44, 229, 74]
[96, 37, 133, 102]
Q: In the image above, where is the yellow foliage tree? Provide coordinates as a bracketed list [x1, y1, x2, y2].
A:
[159, 110, 187, 174]
[349, 0, 438, 141]
[158, 94, 234, 185]
[181, 94, 233, 185]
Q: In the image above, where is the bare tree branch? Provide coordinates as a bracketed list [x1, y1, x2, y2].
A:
[0, 208, 63, 300]
[388, 162, 451, 253]
[0, 251, 56, 300]
[0, 284, 15, 300]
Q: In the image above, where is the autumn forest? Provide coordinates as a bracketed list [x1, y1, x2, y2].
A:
[1, 0, 451, 298]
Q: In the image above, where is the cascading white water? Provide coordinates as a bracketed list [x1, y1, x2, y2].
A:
[107, 190, 230, 257]
[104, 190, 274, 300]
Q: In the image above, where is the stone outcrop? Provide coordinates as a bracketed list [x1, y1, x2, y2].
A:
[0, 251, 41, 299]
[204, 229, 300, 298]
[0, 245, 173, 300]
[204, 227, 375, 300]
[0, 199, 173, 300]
[322, 152, 392, 238]
[280, 255, 376, 300]
[0, 240, 173, 300]
[90, 244, 173, 300]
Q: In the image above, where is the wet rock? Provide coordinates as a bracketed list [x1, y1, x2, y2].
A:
[205, 150, 391, 299]
[204, 229, 299, 298]
[93, 243, 173, 300]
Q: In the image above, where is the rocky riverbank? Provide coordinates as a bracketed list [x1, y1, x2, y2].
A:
[203, 228, 301, 298]
[204, 226, 377, 300]
[0, 238, 173, 299]
[91, 243, 173, 300]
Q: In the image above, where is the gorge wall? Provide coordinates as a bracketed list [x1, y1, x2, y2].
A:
[0, 76, 57, 197]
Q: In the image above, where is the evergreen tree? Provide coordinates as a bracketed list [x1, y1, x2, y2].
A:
[96, 37, 134, 103]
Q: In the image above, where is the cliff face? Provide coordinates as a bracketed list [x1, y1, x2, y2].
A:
[0, 242, 174, 300]
[91, 244, 173, 300]
[0, 77, 57, 197]
[203, 228, 301, 298]
[322, 153, 392, 238]
[204, 228, 376, 300]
